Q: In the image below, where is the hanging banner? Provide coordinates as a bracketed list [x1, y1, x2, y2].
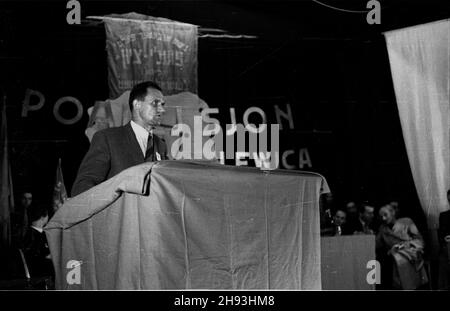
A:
[384, 19, 450, 257]
[104, 13, 198, 98]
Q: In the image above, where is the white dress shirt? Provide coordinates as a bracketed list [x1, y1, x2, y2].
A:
[130, 121, 152, 157]
[31, 225, 43, 233]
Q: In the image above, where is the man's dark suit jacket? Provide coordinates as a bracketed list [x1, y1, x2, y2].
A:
[346, 217, 375, 235]
[71, 123, 168, 197]
[23, 227, 53, 278]
[439, 210, 450, 246]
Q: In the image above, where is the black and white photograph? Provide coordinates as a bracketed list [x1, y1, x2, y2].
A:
[0, 0, 450, 298]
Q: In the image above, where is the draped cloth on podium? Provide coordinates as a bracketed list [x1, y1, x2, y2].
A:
[45, 161, 328, 290]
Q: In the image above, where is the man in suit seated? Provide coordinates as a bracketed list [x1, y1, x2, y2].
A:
[439, 190, 450, 245]
[440, 211, 450, 244]
[71, 81, 168, 196]
[438, 189, 450, 289]
[11, 191, 33, 248]
[321, 209, 350, 236]
[347, 202, 376, 235]
[23, 206, 54, 279]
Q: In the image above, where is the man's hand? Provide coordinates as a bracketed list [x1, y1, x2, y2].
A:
[445, 235, 450, 242]
[388, 243, 403, 255]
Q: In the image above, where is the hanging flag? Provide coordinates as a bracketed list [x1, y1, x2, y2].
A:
[52, 158, 68, 212]
[0, 96, 14, 249]
[103, 12, 198, 98]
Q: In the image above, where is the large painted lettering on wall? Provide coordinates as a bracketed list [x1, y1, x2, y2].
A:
[21, 88, 319, 171]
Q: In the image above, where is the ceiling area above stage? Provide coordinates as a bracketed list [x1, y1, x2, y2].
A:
[1, 0, 450, 47]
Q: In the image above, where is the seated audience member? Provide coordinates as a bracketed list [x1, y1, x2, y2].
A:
[323, 192, 335, 209]
[437, 190, 450, 289]
[321, 209, 349, 236]
[320, 193, 334, 229]
[345, 201, 358, 226]
[347, 202, 375, 235]
[22, 206, 54, 279]
[439, 190, 450, 245]
[345, 201, 357, 215]
[390, 201, 400, 217]
[11, 191, 33, 248]
[439, 213, 450, 245]
[376, 204, 428, 290]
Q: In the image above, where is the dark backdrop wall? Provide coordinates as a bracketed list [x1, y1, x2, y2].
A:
[2, 0, 449, 234]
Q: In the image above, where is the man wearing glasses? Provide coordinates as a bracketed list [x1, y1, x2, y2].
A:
[71, 81, 168, 197]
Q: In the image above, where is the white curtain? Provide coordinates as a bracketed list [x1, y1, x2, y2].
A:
[384, 20, 450, 254]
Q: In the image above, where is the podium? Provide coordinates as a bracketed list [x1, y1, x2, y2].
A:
[45, 161, 329, 290]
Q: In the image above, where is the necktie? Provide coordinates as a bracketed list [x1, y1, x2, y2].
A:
[145, 134, 154, 161]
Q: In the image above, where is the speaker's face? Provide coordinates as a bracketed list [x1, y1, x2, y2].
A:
[136, 88, 166, 128]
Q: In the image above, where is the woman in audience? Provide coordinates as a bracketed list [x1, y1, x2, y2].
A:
[376, 204, 428, 289]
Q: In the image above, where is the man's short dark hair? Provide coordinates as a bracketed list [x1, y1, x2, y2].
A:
[335, 209, 347, 216]
[128, 81, 162, 113]
[19, 190, 32, 197]
[359, 202, 374, 214]
[447, 189, 450, 196]
[30, 206, 48, 223]
[29, 206, 48, 223]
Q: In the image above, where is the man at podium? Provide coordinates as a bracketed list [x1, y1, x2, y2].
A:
[71, 81, 168, 196]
